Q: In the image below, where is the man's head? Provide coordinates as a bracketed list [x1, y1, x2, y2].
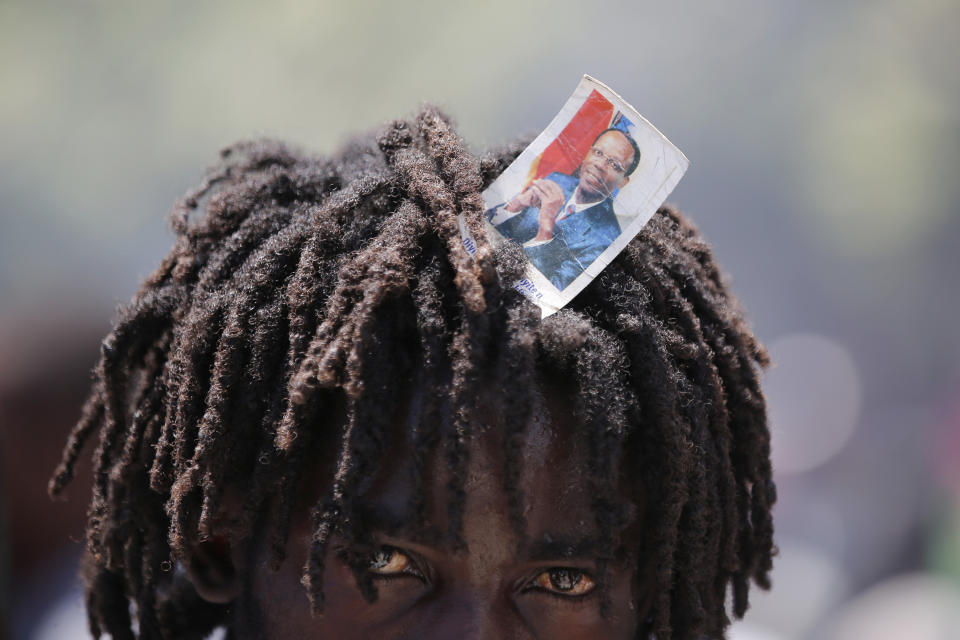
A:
[577, 128, 640, 201]
[51, 108, 774, 640]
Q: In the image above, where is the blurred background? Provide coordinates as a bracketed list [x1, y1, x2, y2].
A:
[1, 1, 958, 638]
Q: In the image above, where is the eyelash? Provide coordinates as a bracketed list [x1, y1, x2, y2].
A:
[369, 571, 424, 585]
[529, 586, 595, 604]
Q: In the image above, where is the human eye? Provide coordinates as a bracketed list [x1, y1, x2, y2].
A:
[525, 567, 597, 599]
[367, 546, 425, 581]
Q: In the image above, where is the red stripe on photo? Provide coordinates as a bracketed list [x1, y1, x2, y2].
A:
[526, 89, 614, 186]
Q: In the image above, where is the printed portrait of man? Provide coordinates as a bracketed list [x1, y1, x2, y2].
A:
[486, 127, 641, 290]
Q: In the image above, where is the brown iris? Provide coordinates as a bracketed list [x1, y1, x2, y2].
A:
[533, 568, 596, 596]
[368, 547, 414, 575]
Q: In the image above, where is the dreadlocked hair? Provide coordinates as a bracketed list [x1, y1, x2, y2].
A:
[50, 105, 774, 640]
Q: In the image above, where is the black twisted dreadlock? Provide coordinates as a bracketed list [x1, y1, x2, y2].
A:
[50, 106, 774, 640]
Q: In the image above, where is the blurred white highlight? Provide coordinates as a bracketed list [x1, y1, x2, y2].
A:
[766, 334, 862, 474]
[823, 573, 960, 640]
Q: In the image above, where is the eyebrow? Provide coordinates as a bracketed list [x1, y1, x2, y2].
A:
[525, 534, 604, 561]
[355, 503, 450, 550]
[355, 504, 606, 561]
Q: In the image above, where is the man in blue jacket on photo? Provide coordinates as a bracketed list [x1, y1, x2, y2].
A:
[486, 128, 640, 290]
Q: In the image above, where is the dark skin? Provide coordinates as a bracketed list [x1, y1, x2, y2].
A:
[188, 388, 654, 639]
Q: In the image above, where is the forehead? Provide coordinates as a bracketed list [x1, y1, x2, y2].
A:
[354, 386, 641, 551]
[595, 131, 634, 159]
[472, 404, 603, 541]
